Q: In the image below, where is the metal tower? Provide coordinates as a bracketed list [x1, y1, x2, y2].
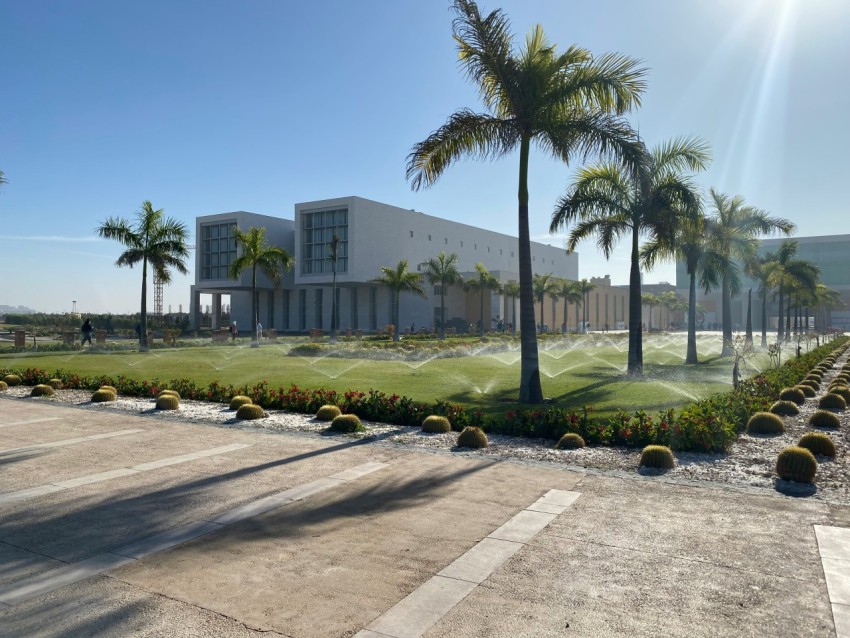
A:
[153, 272, 164, 322]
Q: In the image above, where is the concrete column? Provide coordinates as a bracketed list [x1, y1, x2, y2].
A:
[211, 293, 222, 330]
[190, 287, 202, 330]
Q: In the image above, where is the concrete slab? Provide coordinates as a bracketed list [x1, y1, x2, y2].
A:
[437, 538, 524, 583]
[823, 558, 850, 606]
[0, 542, 65, 589]
[487, 510, 557, 543]
[834, 603, 850, 638]
[0, 417, 61, 429]
[0, 484, 64, 505]
[817, 525, 850, 561]
[364, 576, 478, 638]
[130, 443, 252, 471]
[53, 468, 140, 488]
[112, 520, 225, 559]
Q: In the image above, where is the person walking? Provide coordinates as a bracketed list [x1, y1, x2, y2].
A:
[81, 319, 94, 346]
[229, 321, 238, 342]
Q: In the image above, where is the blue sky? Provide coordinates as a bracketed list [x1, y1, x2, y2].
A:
[1, 0, 848, 314]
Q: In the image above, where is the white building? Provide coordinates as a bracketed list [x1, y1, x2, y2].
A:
[190, 196, 578, 334]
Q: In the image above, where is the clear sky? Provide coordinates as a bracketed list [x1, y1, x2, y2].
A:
[1, 0, 848, 314]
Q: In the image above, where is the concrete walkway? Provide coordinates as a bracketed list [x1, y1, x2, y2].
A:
[0, 398, 848, 637]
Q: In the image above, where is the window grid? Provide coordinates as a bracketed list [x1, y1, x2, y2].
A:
[200, 222, 237, 280]
[301, 208, 348, 275]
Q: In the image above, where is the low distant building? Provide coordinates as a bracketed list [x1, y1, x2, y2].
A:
[190, 196, 581, 334]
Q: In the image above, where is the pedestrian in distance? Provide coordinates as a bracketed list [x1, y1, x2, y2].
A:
[81, 319, 94, 346]
[230, 321, 238, 342]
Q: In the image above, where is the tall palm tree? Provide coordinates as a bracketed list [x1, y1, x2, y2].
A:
[372, 260, 426, 342]
[752, 252, 779, 347]
[658, 291, 680, 331]
[641, 293, 659, 331]
[327, 234, 341, 343]
[229, 226, 295, 344]
[557, 278, 583, 332]
[424, 251, 462, 339]
[812, 284, 845, 331]
[406, 0, 646, 403]
[552, 137, 710, 373]
[767, 240, 818, 341]
[96, 201, 189, 351]
[533, 273, 557, 333]
[705, 190, 793, 355]
[577, 278, 597, 332]
[503, 281, 520, 334]
[466, 262, 502, 336]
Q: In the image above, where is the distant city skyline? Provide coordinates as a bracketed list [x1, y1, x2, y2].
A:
[2, 0, 848, 313]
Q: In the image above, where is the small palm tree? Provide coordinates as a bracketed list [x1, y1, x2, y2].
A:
[328, 234, 341, 343]
[96, 201, 189, 351]
[751, 252, 779, 347]
[767, 240, 818, 341]
[503, 281, 520, 334]
[704, 190, 793, 355]
[466, 262, 502, 336]
[556, 279, 582, 333]
[373, 260, 426, 342]
[229, 227, 295, 343]
[576, 279, 597, 332]
[407, 0, 646, 403]
[641, 294, 659, 331]
[551, 137, 710, 373]
[532, 273, 557, 333]
[424, 251, 462, 339]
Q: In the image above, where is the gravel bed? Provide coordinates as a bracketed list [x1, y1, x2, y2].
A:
[2, 351, 848, 502]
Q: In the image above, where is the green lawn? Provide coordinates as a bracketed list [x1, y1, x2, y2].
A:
[0, 334, 772, 418]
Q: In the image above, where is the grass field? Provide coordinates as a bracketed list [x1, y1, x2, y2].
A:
[0, 333, 773, 418]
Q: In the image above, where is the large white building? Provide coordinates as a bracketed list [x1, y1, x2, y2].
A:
[190, 196, 579, 334]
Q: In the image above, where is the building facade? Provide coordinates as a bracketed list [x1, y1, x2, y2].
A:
[190, 196, 580, 334]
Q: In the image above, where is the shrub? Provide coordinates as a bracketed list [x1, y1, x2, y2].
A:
[422, 415, 451, 433]
[236, 404, 266, 420]
[156, 389, 180, 399]
[47, 378, 64, 390]
[155, 394, 180, 410]
[830, 386, 850, 403]
[0, 380, 8, 392]
[3, 374, 21, 386]
[747, 412, 785, 435]
[779, 387, 806, 405]
[315, 404, 342, 421]
[91, 389, 116, 403]
[229, 395, 253, 410]
[100, 385, 118, 394]
[796, 385, 816, 398]
[770, 400, 800, 416]
[809, 410, 840, 429]
[775, 446, 817, 483]
[30, 384, 55, 397]
[457, 426, 488, 448]
[639, 445, 675, 470]
[798, 432, 836, 457]
[329, 414, 364, 433]
[555, 432, 586, 449]
[819, 393, 847, 411]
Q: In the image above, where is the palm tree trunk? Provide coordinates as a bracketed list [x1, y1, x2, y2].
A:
[551, 300, 556, 335]
[512, 295, 517, 335]
[721, 272, 732, 356]
[479, 289, 485, 337]
[575, 302, 579, 334]
[439, 290, 446, 340]
[562, 298, 568, 333]
[140, 256, 148, 351]
[785, 296, 791, 341]
[760, 291, 768, 348]
[393, 290, 400, 342]
[686, 270, 698, 364]
[252, 265, 258, 343]
[330, 267, 337, 343]
[627, 226, 643, 375]
[777, 284, 784, 340]
[745, 289, 753, 345]
[517, 136, 543, 403]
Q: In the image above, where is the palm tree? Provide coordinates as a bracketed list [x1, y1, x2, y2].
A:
[577, 279, 597, 332]
[328, 234, 341, 343]
[424, 251, 462, 339]
[229, 226, 295, 344]
[533, 273, 557, 333]
[373, 260, 426, 342]
[466, 262, 502, 336]
[0, 170, 6, 191]
[503, 281, 520, 334]
[549, 287, 561, 333]
[812, 284, 845, 331]
[752, 252, 779, 347]
[658, 291, 680, 331]
[767, 240, 818, 341]
[406, 0, 646, 403]
[641, 293, 659, 331]
[552, 138, 710, 373]
[704, 190, 793, 355]
[96, 201, 189, 351]
[641, 214, 721, 363]
[557, 278, 582, 332]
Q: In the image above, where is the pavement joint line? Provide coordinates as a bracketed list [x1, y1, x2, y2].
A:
[0, 417, 62, 429]
[0, 460, 389, 608]
[0, 443, 253, 506]
[0, 429, 145, 455]
[358, 489, 580, 638]
[815, 525, 850, 637]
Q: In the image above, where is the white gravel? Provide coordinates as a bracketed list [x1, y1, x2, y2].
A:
[3, 352, 848, 502]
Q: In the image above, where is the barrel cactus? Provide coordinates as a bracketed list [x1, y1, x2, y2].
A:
[809, 410, 841, 429]
[236, 404, 266, 420]
[819, 393, 847, 411]
[830, 386, 850, 403]
[457, 426, 488, 449]
[797, 432, 836, 458]
[769, 400, 799, 416]
[229, 395, 253, 410]
[100, 385, 118, 394]
[775, 446, 817, 483]
[30, 384, 55, 397]
[155, 394, 180, 410]
[3, 374, 21, 386]
[779, 387, 806, 405]
[639, 445, 675, 470]
[48, 378, 64, 390]
[156, 389, 180, 399]
[555, 433, 586, 450]
[0, 381, 8, 392]
[315, 404, 342, 421]
[91, 389, 116, 403]
[329, 414, 364, 433]
[746, 412, 785, 435]
[421, 415, 451, 433]
[796, 385, 816, 398]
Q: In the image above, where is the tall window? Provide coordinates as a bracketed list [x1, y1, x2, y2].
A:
[299, 289, 306, 330]
[315, 289, 323, 329]
[301, 208, 348, 275]
[351, 288, 358, 330]
[283, 290, 290, 330]
[200, 221, 237, 280]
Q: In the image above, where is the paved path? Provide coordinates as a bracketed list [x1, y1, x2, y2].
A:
[0, 397, 848, 637]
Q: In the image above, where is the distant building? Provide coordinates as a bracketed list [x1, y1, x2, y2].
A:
[190, 196, 581, 334]
[676, 234, 850, 331]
